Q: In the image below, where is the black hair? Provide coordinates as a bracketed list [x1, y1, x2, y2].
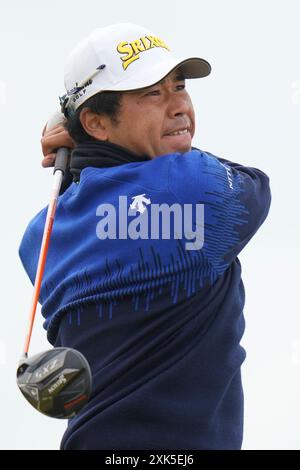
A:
[64, 91, 123, 144]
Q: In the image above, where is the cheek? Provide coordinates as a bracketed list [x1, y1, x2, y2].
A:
[189, 105, 196, 137]
[137, 115, 162, 140]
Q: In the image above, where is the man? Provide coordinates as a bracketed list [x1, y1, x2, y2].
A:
[19, 23, 271, 450]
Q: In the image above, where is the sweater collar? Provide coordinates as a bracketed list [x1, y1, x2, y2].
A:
[70, 141, 151, 182]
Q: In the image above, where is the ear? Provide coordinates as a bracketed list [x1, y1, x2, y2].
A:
[79, 108, 110, 141]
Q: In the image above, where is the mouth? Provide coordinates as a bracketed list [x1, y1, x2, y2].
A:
[164, 127, 191, 137]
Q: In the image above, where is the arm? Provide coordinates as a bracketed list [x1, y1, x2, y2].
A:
[169, 149, 271, 275]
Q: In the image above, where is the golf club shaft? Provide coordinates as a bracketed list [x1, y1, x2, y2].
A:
[23, 148, 69, 355]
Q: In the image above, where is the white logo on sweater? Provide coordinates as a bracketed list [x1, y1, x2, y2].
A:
[130, 194, 151, 214]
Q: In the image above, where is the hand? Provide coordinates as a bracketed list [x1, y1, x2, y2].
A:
[41, 123, 75, 168]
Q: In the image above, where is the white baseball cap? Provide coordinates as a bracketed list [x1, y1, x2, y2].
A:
[60, 23, 211, 117]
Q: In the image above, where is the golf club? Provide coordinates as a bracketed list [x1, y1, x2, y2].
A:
[17, 112, 92, 419]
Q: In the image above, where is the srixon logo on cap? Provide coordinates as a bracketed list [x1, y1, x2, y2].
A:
[117, 36, 170, 71]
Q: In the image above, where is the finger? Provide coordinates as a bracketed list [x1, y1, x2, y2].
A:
[42, 122, 65, 136]
[43, 125, 66, 138]
[41, 154, 56, 168]
[41, 131, 74, 156]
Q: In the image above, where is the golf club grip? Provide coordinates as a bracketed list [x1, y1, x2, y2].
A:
[54, 147, 69, 175]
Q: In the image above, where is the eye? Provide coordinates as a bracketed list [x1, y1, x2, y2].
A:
[144, 89, 161, 97]
[176, 82, 186, 91]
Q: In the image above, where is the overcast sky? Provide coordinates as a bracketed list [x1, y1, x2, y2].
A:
[0, 0, 299, 449]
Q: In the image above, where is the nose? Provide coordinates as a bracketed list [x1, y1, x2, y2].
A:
[166, 91, 190, 118]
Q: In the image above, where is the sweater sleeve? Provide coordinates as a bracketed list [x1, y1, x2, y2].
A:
[19, 208, 46, 286]
[168, 149, 271, 276]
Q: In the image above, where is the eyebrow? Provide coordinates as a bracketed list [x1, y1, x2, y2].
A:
[159, 71, 185, 85]
[127, 71, 185, 95]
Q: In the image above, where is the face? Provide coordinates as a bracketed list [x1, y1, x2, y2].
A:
[104, 70, 196, 159]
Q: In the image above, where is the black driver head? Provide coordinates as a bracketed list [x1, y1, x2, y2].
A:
[16, 347, 92, 419]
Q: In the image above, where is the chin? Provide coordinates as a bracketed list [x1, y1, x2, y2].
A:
[174, 144, 192, 154]
[154, 144, 192, 159]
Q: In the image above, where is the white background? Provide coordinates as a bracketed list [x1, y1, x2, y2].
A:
[0, 0, 299, 450]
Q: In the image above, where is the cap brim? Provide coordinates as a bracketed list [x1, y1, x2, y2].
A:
[102, 56, 211, 92]
[176, 57, 211, 79]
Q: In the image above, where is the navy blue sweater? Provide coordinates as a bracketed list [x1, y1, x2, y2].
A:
[19, 149, 271, 449]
